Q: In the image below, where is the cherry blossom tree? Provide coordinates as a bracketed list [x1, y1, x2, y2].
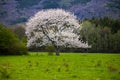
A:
[26, 9, 89, 56]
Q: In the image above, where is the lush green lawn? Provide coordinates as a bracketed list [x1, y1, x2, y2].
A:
[0, 52, 120, 80]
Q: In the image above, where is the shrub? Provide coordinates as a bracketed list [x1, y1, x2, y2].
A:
[0, 23, 27, 55]
[45, 45, 55, 56]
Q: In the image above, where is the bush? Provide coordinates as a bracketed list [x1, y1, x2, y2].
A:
[9, 25, 26, 40]
[45, 45, 55, 55]
[0, 23, 27, 55]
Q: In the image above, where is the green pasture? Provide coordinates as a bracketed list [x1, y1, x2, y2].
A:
[0, 52, 120, 80]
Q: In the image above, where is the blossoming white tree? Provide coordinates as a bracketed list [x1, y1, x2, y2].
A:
[26, 9, 89, 56]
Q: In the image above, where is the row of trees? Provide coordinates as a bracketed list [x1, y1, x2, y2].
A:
[11, 17, 120, 53]
[0, 17, 119, 55]
[80, 18, 120, 53]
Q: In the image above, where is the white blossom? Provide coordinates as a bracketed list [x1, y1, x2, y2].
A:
[26, 9, 90, 55]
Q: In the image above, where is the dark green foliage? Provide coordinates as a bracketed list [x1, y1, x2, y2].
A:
[80, 18, 120, 53]
[0, 23, 27, 55]
[109, 30, 120, 52]
[9, 25, 27, 42]
[90, 17, 120, 33]
[45, 45, 55, 55]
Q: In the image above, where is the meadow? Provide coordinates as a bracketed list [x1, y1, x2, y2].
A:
[0, 52, 120, 80]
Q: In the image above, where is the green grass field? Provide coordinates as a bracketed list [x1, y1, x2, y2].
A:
[0, 52, 120, 80]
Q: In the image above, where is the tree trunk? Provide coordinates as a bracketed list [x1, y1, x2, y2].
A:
[55, 47, 60, 56]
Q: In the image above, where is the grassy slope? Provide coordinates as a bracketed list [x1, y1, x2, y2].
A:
[0, 52, 120, 80]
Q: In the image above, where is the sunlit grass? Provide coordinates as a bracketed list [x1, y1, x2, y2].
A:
[0, 52, 120, 80]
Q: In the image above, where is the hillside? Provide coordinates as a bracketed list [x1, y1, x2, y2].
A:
[0, 0, 120, 25]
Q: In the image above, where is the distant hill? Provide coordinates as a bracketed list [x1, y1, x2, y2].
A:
[0, 0, 120, 25]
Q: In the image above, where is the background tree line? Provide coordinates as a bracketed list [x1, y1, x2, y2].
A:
[0, 17, 120, 55]
[80, 17, 120, 53]
[27, 17, 120, 53]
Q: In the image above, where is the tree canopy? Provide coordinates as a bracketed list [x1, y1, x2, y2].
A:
[26, 9, 89, 55]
